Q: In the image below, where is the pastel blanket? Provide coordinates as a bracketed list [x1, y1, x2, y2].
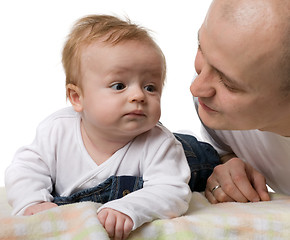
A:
[1, 188, 290, 240]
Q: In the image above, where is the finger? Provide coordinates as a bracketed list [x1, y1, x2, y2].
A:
[104, 213, 116, 239]
[114, 217, 124, 240]
[39, 202, 58, 212]
[251, 171, 270, 201]
[228, 163, 263, 202]
[221, 172, 252, 202]
[213, 160, 252, 202]
[97, 210, 108, 227]
[24, 202, 56, 216]
[122, 218, 133, 239]
[209, 165, 248, 202]
[256, 186, 270, 202]
[204, 187, 219, 204]
[23, 208, 34, 216]
[205, 174, 220, 203]
[212, 186, 235, 202]
[207, 183, 235, 203]
[205, 176, 234, 203]
[204, 179, 219, 203]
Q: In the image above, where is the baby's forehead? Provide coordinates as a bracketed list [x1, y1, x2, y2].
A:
[82, 38, 164, 62]
[80, 39, 166, 82]
[85, 36, 158, 49]
[79, 37, 166, 77]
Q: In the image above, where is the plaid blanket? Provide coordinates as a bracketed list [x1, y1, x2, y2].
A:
[1, 189, 290, 240]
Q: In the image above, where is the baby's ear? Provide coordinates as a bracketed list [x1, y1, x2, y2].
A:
[66, 84, 83, 112]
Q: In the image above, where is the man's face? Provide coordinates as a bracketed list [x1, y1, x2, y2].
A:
[190, 0, 290, 134]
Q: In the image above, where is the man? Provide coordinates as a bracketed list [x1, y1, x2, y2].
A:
[190, 0, 290, 203]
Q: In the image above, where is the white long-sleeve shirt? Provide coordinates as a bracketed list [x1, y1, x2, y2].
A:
[5, 107, 191, 230]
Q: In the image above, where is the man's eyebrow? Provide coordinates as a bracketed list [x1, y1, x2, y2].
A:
[215, 65, 244, 89]
[216, 69, 240, 86]
[197, 29, 243, 88]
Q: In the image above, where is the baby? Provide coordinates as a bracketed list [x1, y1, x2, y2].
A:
[5, 15, 191, 240]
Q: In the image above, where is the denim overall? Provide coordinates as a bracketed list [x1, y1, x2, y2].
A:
[53, 133, 220, 205]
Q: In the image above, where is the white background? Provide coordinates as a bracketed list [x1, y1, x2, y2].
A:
[0, 0, 212, 187]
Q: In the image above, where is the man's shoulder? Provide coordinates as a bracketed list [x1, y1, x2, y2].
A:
[216, 129, 284, 141]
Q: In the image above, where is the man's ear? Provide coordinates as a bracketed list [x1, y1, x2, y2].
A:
[66, 84, 83, 112]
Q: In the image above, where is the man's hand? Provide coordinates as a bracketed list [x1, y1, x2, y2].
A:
[205, 157, 270, 203]
[23, 202, 58, 216]
[98, 208, 133, 240]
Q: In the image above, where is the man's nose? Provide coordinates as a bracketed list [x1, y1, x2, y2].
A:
[190, 71, 216, 98]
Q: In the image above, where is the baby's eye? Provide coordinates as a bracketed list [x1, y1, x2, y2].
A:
[111, 83, 126, 90]
[144, 84, 156, 92]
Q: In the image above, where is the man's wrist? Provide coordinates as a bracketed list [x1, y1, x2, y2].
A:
[220, 153, 237, 163]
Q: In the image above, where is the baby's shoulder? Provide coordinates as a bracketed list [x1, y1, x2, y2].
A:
[37, 107, 79, 131]
[137, 122, 176, 145]
[152, 122, 175, 138]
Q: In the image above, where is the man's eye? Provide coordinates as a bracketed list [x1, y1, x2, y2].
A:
[111, 83, 126, 90]
[218, 73, 238, 92]
[197, 39, 203, 53]
[144, 85, 156, 92]
[218, 78, 237, 92]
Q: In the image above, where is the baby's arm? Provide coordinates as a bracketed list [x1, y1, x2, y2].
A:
[96, 134, 191, 231]
[23, 202, 58, 216]
[97, 208, 133, 240]
[5, 123, 56, 215]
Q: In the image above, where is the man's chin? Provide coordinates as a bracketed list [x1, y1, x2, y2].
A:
[201, 119, 251, 131]
[198, 110, 225, 130]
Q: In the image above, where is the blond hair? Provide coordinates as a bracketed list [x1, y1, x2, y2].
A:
[62, 14, 166, 96]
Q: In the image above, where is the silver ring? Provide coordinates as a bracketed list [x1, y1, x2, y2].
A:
[211, 185, 221, 194]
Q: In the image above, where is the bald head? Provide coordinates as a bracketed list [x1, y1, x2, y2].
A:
[216, 0, 273, 28]
[206, 0, 290, 92]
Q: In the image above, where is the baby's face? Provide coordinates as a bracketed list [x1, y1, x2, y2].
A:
[78, 40, 165, 140]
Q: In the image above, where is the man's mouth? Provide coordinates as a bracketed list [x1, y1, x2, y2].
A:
[198, 98, 216, 112]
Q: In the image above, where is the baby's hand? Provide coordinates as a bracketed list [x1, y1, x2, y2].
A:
[23, 202, 58, 216]
[97, 208, 133, 240]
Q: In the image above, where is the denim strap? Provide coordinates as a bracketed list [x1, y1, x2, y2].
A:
[53, 175, 143, 206]
[174, 133, 221, 192]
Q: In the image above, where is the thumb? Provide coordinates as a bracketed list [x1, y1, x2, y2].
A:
[251, 171, 270, 201]
[246, 163, 270, 202]
[256, 184, 271, 201]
